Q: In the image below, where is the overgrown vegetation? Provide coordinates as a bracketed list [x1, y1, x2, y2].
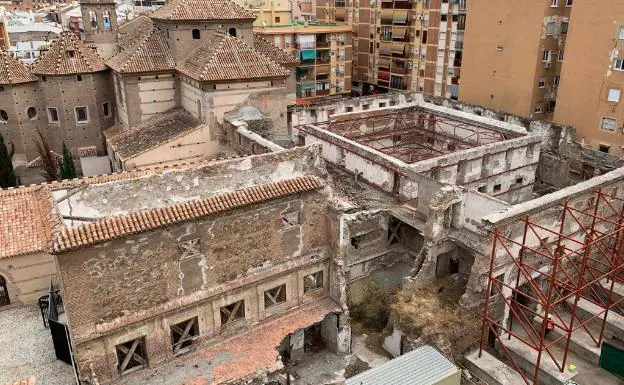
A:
[0, 133, 17, 188]
[59, 142, 76, 180]
[350, 281, 391, 331]
[34, 130, 58, 182]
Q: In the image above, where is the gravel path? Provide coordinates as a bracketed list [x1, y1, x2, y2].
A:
[0, 306, 75, 385]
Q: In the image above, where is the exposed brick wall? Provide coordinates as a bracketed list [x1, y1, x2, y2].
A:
[58, 191, 330, 340]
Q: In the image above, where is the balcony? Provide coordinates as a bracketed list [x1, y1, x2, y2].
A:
[316, 40, 330, 49]
[316, 56, 331, 64]
[316, 89, 331, 96]
[391, 66, 409, 75]
[316, 64, 331, 74]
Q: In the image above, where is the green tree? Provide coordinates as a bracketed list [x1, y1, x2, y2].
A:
[33, 129, 58, 182]
[0, 133, 17, 188]
[59, 142, 76, 180]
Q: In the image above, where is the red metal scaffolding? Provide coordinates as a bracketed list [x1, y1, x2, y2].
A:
[303, 107, 517, 163]
[480, 188, 624, 385]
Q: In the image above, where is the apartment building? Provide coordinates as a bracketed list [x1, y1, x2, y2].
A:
[255, 22, 353, 103]
[315, 0, 466, 97]
[232, 0, 294, 26]
[554, 1, 624, 155]
[460, 0, 572, 120]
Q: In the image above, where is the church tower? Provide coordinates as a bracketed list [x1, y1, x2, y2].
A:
[80, 0, 118, 59]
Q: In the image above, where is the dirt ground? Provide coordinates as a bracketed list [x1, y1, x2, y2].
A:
[390, 275, 483, 361]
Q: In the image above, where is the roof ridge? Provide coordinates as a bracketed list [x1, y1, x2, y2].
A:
[52, 175, 325, 253]
[119, 27, 157, 72]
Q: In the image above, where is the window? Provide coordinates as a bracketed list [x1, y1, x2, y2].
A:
[228, 27, 237, 37]
[346, 106, 353, 112]
[103, 101, 111, 117]
[303, 271, 323, 293]
[67, 50, 75, 58]
[264, 284, 286, 308]
[171, 317, 199, 354]
[558, 49, 564, 61]
[538, 76, 546, 88]
[0, 110, 7, 122]
[76, 74, 82, 81]
[379, 102, 386, 108]
[515, 177, 524, 185]
[220, 300, 245, 325]
[608, 89, 621, 103]
[614, 58, 624, 71]
[490, 274, 504, 296]
[41, 75, 47, 82]
[542, 50, 551, 62]
[535, 103, 543, 114]
[452, 14, 458, 22]
[47, 107, 59, 123]
[554, 75, 560, 87]
[115, 338, 148, 375]
[192, 29, 200, 39]
[561, 22, 569, 34]
[493, 184, 502, 193]
[565, 0, 573, 6]
[362, 104, 370, 110]
[275, 16, 280, 23]
[75, 106, 88, 123]
[281, 211, 300, 230]
[546, 22, 555, 35]
[550, 0, 557, 6]
[599, 144, 610, 153]
[478, 186, 487, 193]
[601, 117, 617, 131]
[441, 14, 447, 22]
[26, 106, 37, 120]
[619, 26, 624, 40]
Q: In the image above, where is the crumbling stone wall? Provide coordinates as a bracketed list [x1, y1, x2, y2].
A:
[56, 189, 338, 384]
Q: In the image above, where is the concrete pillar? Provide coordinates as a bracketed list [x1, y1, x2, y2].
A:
[289, 329, 304, 361]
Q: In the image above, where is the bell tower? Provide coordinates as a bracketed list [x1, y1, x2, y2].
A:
[80, 0, 118, 59]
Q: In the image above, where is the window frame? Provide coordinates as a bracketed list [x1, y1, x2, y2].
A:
[600, 116, 617, 132]
[565, 0, 573, 6]
[264, 284, 287, 309]
[170, 317, 200, 355]
[619, 26, 624, 40]
[558, 49, 564, 61]
[608, 89, 621, 103]
[26, 106, 37, 120]
[115, 337, 148, 375]
[191, 28, 200, 40]
[74, 106, 89, 124]
[546, 22, 556, 36]
[220, 300, 245, 325]
[103, 101, 112, 118]
[550, 0, 557, 7]
[614, 58, 624, 71]
[47, 107, 59, 123]
[554, 75, 560, 88]
[538, 76, 546, 88]
[303, 270, 324, 294]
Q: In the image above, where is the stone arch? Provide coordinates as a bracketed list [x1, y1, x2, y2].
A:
[103, 10, 111, 31]
[89, 10, 99, 32]
[0, 275, 9, 307]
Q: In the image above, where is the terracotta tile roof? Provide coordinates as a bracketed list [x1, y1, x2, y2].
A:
[107, 26, 175, 73]
[0, 186, 60, 258]
[253, 34, 299, 66]
[118, 298, 340, 385]
[118, 15, 154, 50]
[177, 32, 291, 82]
[53, 175, 323, 252]
[149, 0, 256, 21]
[31, 31, 108, 75]
[0, 49, 37, 84]
[107, 108, 202, 161]
[26, 151, 63, 168]
[76, 145, 98, 157]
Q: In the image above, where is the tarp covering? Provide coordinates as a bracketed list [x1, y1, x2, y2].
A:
[300, 50, 316, 61]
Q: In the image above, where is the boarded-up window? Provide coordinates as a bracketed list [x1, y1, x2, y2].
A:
[303, 271, 323, 293]
[281, 211, 300, 230]
[264, 284, 287, 308]
[116, 338, 148, 375]
[601, 117, 617, 132]
[171, 317, 199, 354]
[220, 300, 245, 325]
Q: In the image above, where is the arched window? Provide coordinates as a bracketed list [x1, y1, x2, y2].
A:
[103, 10, 111, 31]
[0, 110, 8, 123]
[228, 27, 237, 37]
[0, 275, 9, 306]
[89, 10, 99, 32]
[192, 29, 200, 39]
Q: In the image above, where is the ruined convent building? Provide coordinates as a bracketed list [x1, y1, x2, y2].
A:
[0, 0, 298, 173]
